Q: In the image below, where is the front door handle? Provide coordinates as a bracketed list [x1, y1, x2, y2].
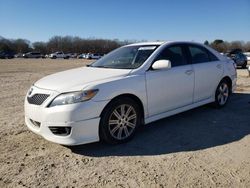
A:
[185, 70, 193, 75]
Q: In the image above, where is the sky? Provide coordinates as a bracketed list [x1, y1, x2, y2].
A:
[0, 0, 249, 42]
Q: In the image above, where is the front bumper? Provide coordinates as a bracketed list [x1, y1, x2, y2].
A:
[25, 115, 101, 145]
[24, 86, 109, 145]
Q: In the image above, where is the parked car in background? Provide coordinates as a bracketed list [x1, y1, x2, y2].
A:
[227, 50, 247, 69]
[25, 41, 236, 145]
[15, 53, 24, 58]
[44, 54, 50, 58]
[85, 53, 103, 59]
[67, 53, 78, 58]
[23, 52, 42, 58]
[77, 53, 87, 59]
[49, 51, 70, 59]
[0, 51, 15, 59]
[243, 52, 250, 61]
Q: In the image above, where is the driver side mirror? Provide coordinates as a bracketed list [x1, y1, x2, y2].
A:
[152, 60, 171, 70]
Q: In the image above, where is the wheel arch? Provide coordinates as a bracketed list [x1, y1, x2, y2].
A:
[221, 76, 232, 94]
[100, 93, 145, 124]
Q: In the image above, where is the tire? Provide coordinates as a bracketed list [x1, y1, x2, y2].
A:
[242, 61, 247, 69]
[214, 80, 230, 108]
[99, 97, 142, 144]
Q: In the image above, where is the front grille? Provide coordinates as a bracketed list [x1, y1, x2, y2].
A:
[27, 94, 50, 105]
[49, 127, 71, 136]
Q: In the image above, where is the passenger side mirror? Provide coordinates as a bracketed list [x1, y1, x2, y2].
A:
[152, 60, 171, 70]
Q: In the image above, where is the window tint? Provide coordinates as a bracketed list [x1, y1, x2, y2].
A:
[188, 45, 218, 63]
[155, 45, 187, 67]
[208, 51, 219, 61]
[91, 45, 158, 69]
[188, 46, 210, 64]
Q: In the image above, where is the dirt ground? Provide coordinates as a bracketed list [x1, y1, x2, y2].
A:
[0, 59, 249, 188]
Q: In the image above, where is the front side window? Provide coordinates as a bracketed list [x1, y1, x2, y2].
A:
[90, 45, 158, 69]
[155, 45, 187, 67]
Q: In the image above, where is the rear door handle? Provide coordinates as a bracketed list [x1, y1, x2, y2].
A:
[185, 70, 193, 75]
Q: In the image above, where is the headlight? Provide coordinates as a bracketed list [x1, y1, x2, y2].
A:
[49, 89, 98, 107]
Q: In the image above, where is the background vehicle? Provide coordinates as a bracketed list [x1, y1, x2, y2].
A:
[227, 50, 247, 68]
[243, 52, 250, 61]
[0, 51, 15, 59]
[77, 53, 86, 59]
[14, 53, 24, 58]
[25, 41, 236, 146]
[44, 54, 50, 58]
[85, 53, 103, 59]
[67, 53, 78, 58]
[23, 52, 42, 58]
[49, 51, 70, 59]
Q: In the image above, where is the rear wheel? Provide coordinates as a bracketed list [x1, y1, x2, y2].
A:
[100, 97, 141, 144]
[214, 80, 230, 108]
[242, 61, 247, 69]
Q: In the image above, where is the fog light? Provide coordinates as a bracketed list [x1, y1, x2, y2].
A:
[49, 127, 71, 136]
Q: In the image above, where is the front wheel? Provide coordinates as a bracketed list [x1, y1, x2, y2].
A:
[99, 97, 141, 144]
[214, 80, 230, 108]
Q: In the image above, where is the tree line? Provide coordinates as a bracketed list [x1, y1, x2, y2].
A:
[204, 39, 250, 53]
[0, 36, 129, 54]
[1, 35, 250, 54]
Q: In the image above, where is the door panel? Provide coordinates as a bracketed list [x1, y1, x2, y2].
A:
[193, 61, 223, 102]
[146, 64, 194, 116]
[187, 45, 223, 102]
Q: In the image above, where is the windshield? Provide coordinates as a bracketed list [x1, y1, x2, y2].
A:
[90, 45, 159, 69]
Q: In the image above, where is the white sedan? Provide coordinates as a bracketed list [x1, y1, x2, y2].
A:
[25, 41, 237, 145]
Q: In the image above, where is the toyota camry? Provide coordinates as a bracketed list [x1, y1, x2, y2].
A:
[25, 41, 237, 145]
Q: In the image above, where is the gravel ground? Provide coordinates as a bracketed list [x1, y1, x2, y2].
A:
[0, 59, 249, 188]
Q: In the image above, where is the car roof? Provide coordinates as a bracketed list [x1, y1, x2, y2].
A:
[125, 41, 208, 47]
[125, 41, 226, 61]
[125, 41, 167, 47]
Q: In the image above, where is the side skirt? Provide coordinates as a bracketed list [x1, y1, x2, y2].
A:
[144, 97, 214, 125]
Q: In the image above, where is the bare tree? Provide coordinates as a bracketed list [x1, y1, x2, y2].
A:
[1, 35, 250, 55]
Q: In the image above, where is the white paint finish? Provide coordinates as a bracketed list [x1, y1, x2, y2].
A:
[152, 60, 171, 70]
[24, 41, 237, 145]
[25, 116, 100, 145]
[145, 97, 214, 124]
[146, 64, 194, 116]
[34, 67, 131, 92]
[193, 61, 223, 102]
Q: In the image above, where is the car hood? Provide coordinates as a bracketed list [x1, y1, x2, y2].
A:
[34, 67, 132, 92]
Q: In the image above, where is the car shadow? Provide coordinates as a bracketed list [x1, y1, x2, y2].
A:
[69, 93, 250, 157]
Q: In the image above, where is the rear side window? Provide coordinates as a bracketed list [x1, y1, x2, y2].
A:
[188, 45, 218, 64]
[209, 51, 219, 61]
[155, 45, 187, 67]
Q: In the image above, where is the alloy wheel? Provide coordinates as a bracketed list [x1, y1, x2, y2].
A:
[217, 82, 229, 106]
[108, 104, 137, 140]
